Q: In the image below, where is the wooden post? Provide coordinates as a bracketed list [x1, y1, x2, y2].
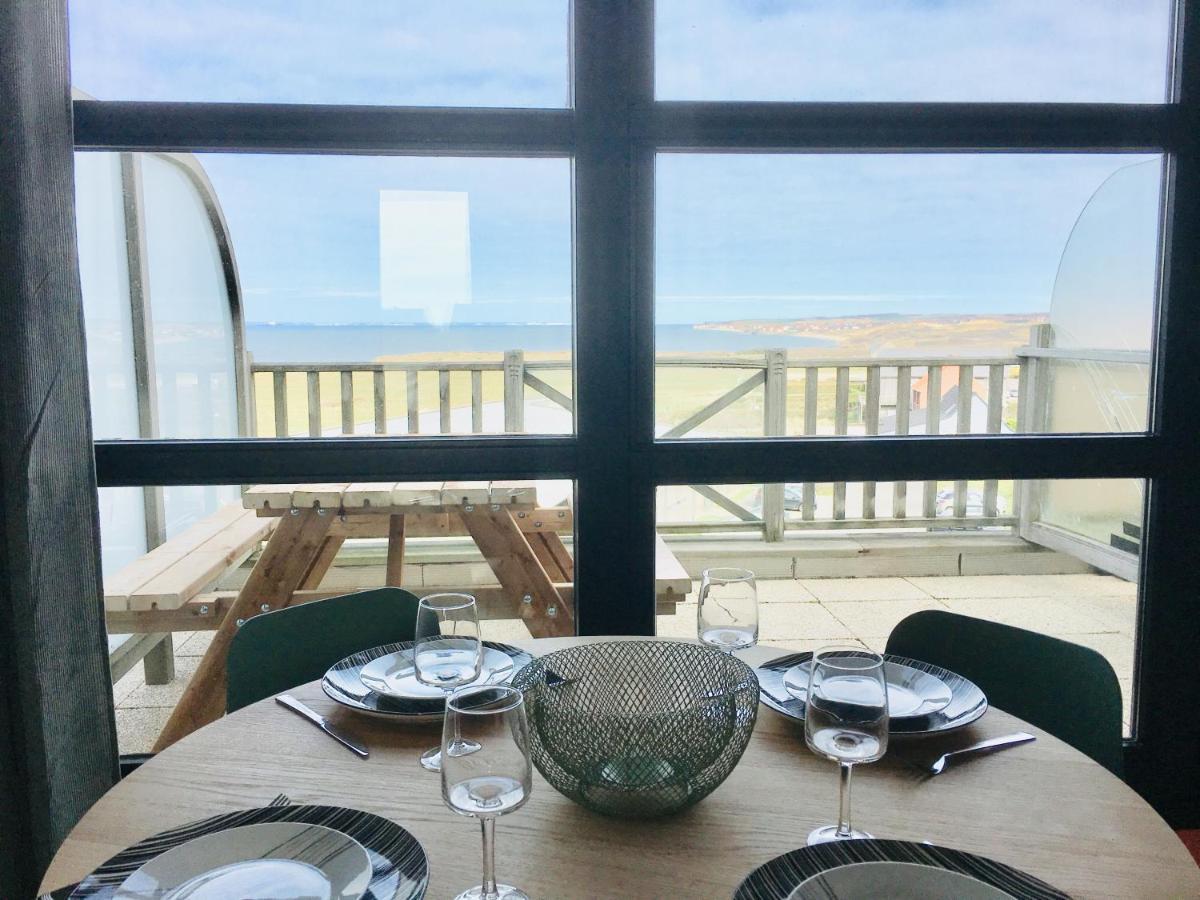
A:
[953, 364, 973, 518]
[306, 370, 321, 436]
[340, 370, 354, 435]
[272, 370, 289, 437]
[802, 367, 818, 520]
[504, 350, 525, 433]
[386, 514, 407, 586]
[1017, 324, 1054, 531]
[471, 369, 484, 433]
[983, 364, 1005, 516]
[833, 366, 850, 520]
[922, 365, 943, 517]
[762, 349, 787, 541]
[406, 370, 420, 434]
[893, 365, 911, 518]
[863, 365, 881, 519]
[373, 368, 386, 435]
[151, 509, 332, 751]
[439, 370, 452, 433]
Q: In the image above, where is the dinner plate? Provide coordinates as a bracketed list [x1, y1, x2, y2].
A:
[323, 640, 533, 720]
[113, 822, 372, 900]
[782, 658, 953, 719]
[755, 652, 986, 735]
[733, 839, 1069, 900]
[787, 861, 1010, 899]
[359, 645, 517, 700]
[70, 805, 428, 900]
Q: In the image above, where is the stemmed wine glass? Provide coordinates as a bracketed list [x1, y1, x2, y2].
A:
[804, 645, 889, 844]
[414, 593, 483, 772]
[698, 567, 758, 653]
[442, 685, 533, 900]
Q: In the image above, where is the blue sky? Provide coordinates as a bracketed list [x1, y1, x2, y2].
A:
[68, 1, 1171, 327]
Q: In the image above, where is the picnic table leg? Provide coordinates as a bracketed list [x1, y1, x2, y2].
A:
[460, 508, 574, 638]
[152, 509, 333, 751]
[386, 514, 406, 586]
[300, 535, 345, 590]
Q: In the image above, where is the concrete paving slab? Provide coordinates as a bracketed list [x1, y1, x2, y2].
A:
[800, 577, 932, 603]
[937, 595, 1121, 637]
[759, 602, 855, 641]
[822, 597, 945, 640]
[115, 706, 173, 755]
[119, 655, 201, 710]
[909, 574, 1133, 600]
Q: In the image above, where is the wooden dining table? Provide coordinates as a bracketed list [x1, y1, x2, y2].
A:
[41, 638, 1200, 898]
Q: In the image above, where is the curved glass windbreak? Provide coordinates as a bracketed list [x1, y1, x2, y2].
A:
[1037, 161, 1161, 552]
[75, 152, 148, 574]
[657, 0, 1174, 102]
[67, 0, 569, 107]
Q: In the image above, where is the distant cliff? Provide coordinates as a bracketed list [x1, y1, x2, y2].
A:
[695, 313, 1049, 357]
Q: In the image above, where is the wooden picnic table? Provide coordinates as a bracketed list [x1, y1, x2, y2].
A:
[151, 482, 691, 751]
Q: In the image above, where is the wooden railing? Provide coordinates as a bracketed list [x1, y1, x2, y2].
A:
[249, 347, 1029, 538]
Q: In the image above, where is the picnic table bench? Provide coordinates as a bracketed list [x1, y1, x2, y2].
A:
[129, 481, 690, 750]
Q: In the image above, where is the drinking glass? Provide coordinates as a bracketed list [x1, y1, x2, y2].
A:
[698, 567, 758, 652]
[804, 646, 889, 844]
[442, 685, 533, 900]
[414, 593, 483, 772]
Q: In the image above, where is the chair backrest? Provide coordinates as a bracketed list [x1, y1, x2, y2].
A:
[227, 587, 420, 713]
[885, 609, 1124, 776]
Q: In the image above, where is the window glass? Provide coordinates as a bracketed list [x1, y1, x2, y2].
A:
[657, 0, 1174, 103]
[102, 478, 574, 752]
[655, 153, 1162, 438]
[69, 0, 569, 107]
[657, 477, 1143, 735]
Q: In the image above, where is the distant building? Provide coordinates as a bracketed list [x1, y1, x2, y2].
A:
[911, 370, 989, 410]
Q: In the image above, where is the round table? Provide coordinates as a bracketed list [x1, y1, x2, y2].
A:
[41, 638, 1200, 898]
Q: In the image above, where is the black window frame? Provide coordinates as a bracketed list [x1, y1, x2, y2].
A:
[73, 0, 1200, 823]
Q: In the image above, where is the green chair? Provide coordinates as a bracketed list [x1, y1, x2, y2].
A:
[226, 587, 420, 713]
[886, 609, 1124, 777]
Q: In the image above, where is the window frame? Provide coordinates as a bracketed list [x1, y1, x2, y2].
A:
[73, 0, 1200, 822]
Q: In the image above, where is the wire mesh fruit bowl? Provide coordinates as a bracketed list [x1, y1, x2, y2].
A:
[511, 640, 759, 818]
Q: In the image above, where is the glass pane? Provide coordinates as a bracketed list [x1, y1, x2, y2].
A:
[656, 0, 1174, 102]
[75, 151, 573, 439]
[102, 478, 574, 753]
[655, 153, 1162, 437]
[68, 0, 569, 107]
[656, 478, 1142, 736]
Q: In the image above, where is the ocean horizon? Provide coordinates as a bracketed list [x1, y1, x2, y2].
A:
[245, 321, 830, 363]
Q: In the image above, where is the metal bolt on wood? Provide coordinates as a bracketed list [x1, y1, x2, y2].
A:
[522, 594, 532, 605]
[260, 603, 270, 612]
[235, 618, 245, 627]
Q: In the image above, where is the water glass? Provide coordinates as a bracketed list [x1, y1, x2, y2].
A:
[414, 593, 483, 772]
[442, 685, 533, 900]
[804, 646, 889, 845]
[698, 567, 758, 652]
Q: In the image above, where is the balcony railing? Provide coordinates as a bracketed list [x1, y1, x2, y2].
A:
[248, 346, 1034, 540]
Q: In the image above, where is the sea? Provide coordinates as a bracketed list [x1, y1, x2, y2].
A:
[245, 322, 829, 363]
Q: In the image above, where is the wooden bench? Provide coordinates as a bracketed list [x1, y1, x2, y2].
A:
[104, 505, 277, 681]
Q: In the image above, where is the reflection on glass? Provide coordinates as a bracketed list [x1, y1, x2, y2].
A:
[657, 0, 1173, 103]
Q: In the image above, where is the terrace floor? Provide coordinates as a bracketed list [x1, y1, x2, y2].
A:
[112, 572, 1137, 752]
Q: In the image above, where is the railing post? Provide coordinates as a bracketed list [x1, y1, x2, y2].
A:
[504, 349, 525, 433]
[1016, 324, 1054, 530]
[762, 349, 787, 541]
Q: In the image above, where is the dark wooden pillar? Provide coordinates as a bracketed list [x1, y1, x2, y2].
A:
[0, 1, 120, 894]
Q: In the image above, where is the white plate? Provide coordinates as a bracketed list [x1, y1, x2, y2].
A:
[783, 659, 953, 719]
[359, 645, 516, 700]
[788, 861, 1012, 900]
[113, 822, 372, 900]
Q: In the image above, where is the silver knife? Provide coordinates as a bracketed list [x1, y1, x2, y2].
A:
[276, 694, 370, 759]
[928, 731, 1035, 775]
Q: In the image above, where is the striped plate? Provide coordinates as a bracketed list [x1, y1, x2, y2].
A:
[734, 839, 1069, 900]
[69, 805, 427, 900]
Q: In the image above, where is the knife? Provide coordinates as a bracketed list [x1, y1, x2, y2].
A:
[276, 694, 370, 758]
[928, 731, 1035, 775]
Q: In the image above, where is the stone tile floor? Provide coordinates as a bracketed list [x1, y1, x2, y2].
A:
[113, 573, 1137, 752]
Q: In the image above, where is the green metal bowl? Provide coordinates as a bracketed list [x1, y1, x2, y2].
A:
[511, 641, 759, 818]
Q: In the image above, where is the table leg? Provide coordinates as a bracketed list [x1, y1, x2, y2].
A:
[385, 514, 406, 586]
[460, 508, 574, 637]
[151, 509, 333, 751]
